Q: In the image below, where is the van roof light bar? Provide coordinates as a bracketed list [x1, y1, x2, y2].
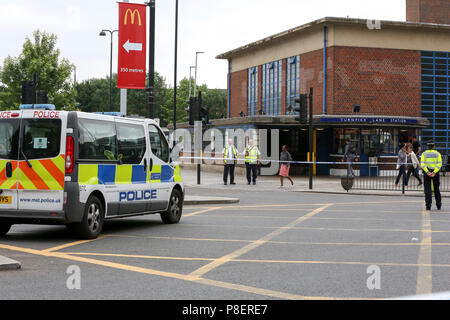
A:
[19, 104, 56, 110]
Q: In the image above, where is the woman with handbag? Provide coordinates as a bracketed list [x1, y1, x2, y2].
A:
[279, 145, 294, 187]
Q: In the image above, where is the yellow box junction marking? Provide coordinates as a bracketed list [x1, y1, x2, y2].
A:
[416, 209, 433, 295]
[188, 203, 333, 279]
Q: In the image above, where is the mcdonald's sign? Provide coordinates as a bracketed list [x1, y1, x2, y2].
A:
[118, 2, 147, 89]
[124, 9, 142, 25]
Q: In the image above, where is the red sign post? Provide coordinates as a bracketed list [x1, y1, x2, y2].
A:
[117, 3, 147, 89]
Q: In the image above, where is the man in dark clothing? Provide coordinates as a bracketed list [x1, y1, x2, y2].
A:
[343, 139, 357, 176]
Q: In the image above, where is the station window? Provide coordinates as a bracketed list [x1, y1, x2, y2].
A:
[421, 51, 450, 154]
[332, 128, 418, 156]
[247, 67, 258, 116]
[286, 56, 300, 114]
[262, 60, 282, 115]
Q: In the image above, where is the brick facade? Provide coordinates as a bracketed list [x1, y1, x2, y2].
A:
[406, 0, 450, 24]
[331, 47, 422, 117]
[228, 69, 247, 118]
[227, 46, 422, 118]
[299, 48, 333, 115]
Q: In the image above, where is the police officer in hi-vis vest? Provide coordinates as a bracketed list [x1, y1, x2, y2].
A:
[421, 141, 442, 211]
[222, 139, 238, 185]
[245, 139, 261, 185]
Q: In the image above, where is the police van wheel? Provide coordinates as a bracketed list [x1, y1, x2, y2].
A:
[161, 189, 183, 224]
[68, 196, 104, 239]
[0, 223, 11, 236]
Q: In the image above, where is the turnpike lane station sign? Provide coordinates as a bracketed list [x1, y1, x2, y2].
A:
[117, 2, 147, 89]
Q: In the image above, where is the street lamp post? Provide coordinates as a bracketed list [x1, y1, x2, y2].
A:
[188, 66, 195, 97]
[173, 0, 178, 131]
[99, 29, 118, 112]
[193, 51, 204, 97]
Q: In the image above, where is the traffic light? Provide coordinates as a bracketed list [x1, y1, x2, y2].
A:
[199, 106, 209, 125]
[21, 81, 35, 104]
[37, 90, 48, 104]
[186, 97, 199, 126]
[294, 94, 308, 124]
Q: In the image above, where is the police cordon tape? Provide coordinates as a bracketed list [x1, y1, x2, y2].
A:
[179, 156, 400, 165]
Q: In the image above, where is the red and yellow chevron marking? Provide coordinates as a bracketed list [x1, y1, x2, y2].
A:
[0, 160, 18, 189]
[0, 155, 65, 191]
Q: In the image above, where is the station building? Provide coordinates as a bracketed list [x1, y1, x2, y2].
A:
[179, 0, 450, 176]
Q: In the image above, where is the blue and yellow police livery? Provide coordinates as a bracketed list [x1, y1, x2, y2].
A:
[0, 105, 184, 239]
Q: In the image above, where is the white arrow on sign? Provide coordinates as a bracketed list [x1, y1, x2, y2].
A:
[123, 40, 143, 53]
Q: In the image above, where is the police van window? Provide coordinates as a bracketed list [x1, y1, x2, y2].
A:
[79, 119, 117, 160]
[22, 119, 61, 159]
[117, 123, 146, 164]
[0, 119, 20, 160]
[148, 124, 169, 162]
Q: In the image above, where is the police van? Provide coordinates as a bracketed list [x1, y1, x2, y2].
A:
[0, 104, 184, 239]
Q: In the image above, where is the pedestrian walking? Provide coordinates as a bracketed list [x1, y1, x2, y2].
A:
[279, 145, 294, 187]
[421, 141, 442, 211]
[222, 139, 237, 185]
[412, 136, 421, 156]
[405, 144, 422, 187]
[343, 139, 357, 176]
[395, 143, 407, 187]
[245, 139, 261, 185]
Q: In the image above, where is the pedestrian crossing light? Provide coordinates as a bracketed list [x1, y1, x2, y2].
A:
[294, 94, 308, 124]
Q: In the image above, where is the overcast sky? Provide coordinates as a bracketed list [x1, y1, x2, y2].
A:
[0, 0, 406, 89]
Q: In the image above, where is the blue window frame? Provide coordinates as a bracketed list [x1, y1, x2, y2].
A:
[247, 67, 258, 116]
[262, 60, 282, 115]
[286, 56, 300, 114]
[421, 51, 450, 154]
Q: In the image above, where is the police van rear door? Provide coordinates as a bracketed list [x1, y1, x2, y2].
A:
[17, 109, 66, 212]
[0, 110, 21, 210]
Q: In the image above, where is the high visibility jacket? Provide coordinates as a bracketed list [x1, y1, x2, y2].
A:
[421, 149, 442, 173]
[245, 146, 259, 164]
[223, 146, 237, 164]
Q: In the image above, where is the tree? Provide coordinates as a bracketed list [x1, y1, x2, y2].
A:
[173, 78, 227, 124]
[76, 72, 173, 125]
[75, 74, 227, 127]
[0, 30, 75, 110]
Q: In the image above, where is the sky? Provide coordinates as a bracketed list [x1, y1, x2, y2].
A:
[0, 0, 406, 89]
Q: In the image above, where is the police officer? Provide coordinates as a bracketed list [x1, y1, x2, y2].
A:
[421, 141, 442, 211]
[222, 139, 237, 185]
[245, 139, 261, 185]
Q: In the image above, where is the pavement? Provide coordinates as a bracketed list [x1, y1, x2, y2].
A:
[0, 255, 21, 271]
[180, 167, 450, 198]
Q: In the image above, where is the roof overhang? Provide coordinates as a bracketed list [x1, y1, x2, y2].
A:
[216, 16, 450, 60]
[169, 114, 430, 129]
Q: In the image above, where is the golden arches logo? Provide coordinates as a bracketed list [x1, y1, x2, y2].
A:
[124, 9, 142, 25]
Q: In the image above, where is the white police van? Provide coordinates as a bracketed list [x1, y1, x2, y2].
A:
[0, 104, 184, 239]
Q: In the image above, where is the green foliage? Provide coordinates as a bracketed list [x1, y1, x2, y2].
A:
[76, 75, 227, 127]
[0, 30, 75, 110]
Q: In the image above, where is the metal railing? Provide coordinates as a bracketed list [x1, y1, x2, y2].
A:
[348, 162, 450, 193]
[178, 154, 450, 192]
